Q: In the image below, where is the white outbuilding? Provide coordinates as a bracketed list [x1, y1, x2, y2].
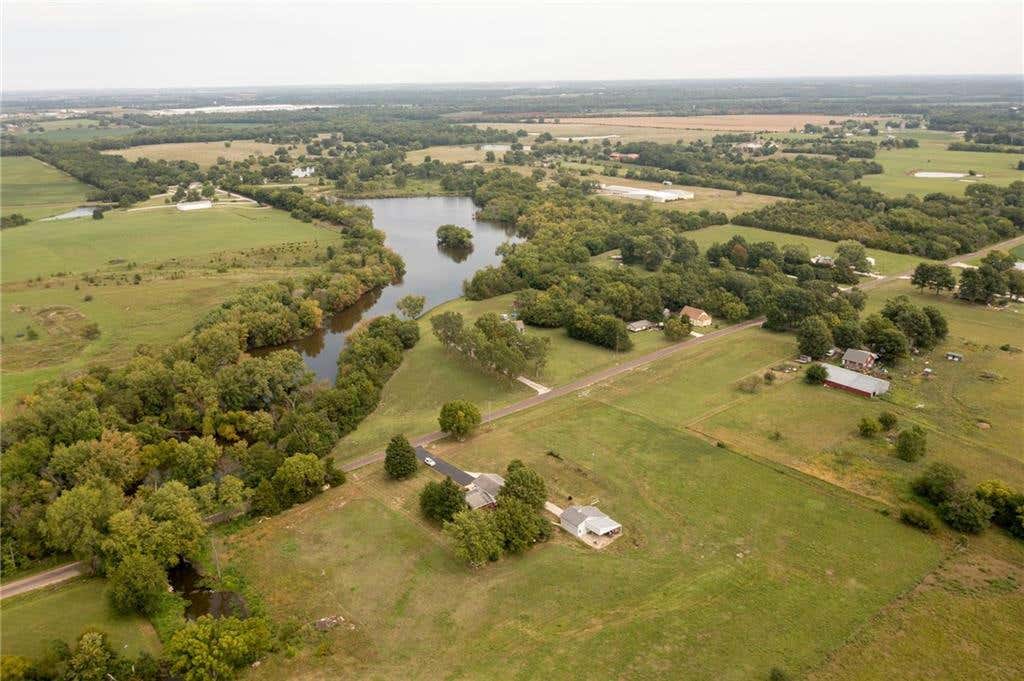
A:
[560, 506, 621, 538]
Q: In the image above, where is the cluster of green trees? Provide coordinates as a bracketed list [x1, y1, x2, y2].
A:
[229, 185, 374, 232]
[194, 243, 402, 349]
[777, 139, 878, 158]
[911, 463, 1024, 537]
[431, 311, 549, 378]
[956, 250, 1024, 303]
[734, 182, 1024, 258]
[947, 142, 1024, 154]
[441, 460, 550, 567]
[795, 294, 947, 363]
[436, 223, 473, 248]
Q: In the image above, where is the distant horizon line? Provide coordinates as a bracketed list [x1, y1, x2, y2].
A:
[4, 72, 1023, 97]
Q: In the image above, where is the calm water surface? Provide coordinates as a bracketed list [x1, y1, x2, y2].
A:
[281, 196, 519, 382]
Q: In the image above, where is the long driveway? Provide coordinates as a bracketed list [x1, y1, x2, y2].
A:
[343, 233, 1024, 473]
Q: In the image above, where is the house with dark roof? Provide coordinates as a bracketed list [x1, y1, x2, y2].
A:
[626, 320, 658, 333]
[464, 473, 505, 510]
[821, 364, 890, 398]
[841, 348, 878, 372]
[560, 506, 622, 538]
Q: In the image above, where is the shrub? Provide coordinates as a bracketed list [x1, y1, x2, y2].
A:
[975, 480, 1024, 538]
[82, 322, 101, 340]
[895, 426, 927, 462]
[938, 491, 993, 534]
[737, 375, 762, 393]
[877, 411, 898, 431]
[804, 364, 828, 384]
[858, 417, 880, 438]
[912, 462, 964, 504]
[899, 506, 938, 533]
[384, 435, 418, 480]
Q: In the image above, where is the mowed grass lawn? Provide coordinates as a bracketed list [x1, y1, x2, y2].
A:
[680, 223, 926, 275]
[860, 136, 1023, 197]
[1, 205, 335, 283]
[0, 578, 160, 659]
[223, 330, 941, 680]
[102, 140, 282, 168]
[333, 292, 677, 462]
[0, 156, 94, 220]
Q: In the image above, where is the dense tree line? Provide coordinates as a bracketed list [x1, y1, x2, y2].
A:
[947, 142, 1024, 154]
[777, 139, 877, 158]
[734, 182, 1024, 258]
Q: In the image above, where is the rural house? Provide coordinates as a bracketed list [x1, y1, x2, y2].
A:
[811, 254, 835, 267]
[560, 506, 622, 538]
[626, 320, 659, 333]
[821, 364, 890, 398]
[841, 348, 878, 372]
[681, 305, 712, 327]
[464, 473, 505, 510]
[291, 166, 316, 178]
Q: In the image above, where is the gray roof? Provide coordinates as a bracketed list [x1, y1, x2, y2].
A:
[465, 488, 496, 510]
[626, 320, 656, 331]
[822, 364, 890, 396]
[471, 473, 505, 497]
[414, 446, 474, 486]
[842, 348, 877, 365]
[561, 505, 619, 531]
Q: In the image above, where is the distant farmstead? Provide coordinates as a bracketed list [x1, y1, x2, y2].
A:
[811, 254, 835, 267]
[821, 364, 890, 398]
[291, 166, 316, 178]
[608, 152, 640, 161]
[560, 506, 622, 538]
[680, 306, 712, 327]
[841, 348, 878, 372]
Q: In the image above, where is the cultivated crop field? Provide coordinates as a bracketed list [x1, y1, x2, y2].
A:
[102, 140, 283, 167]
[861, 136, 1023, 197]
[0, 579, 160, 659]
[474, 121, 716, 144]
[222, 327, 941, 681]
[10, 119, 137, 142]
[0, 156, 94, 219]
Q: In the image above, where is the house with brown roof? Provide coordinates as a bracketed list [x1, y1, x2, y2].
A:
[841, 349, 878, 372]
[681, 306, 712, 327]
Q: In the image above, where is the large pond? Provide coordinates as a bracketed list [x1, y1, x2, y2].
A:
[280, 196, 520, 383]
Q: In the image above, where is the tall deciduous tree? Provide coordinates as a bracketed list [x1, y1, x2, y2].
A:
[438, 400, 482, 439]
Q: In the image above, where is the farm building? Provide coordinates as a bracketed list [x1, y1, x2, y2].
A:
[599, 184, 694, 203]
[945, 352, 964, 362]
[734, 141, 764, 152]
[560, 506, 622, 538]
[176, 200, 212, 211]
[626, 320, 659, 333]
[291, 166, 316, 178]
[681, 306, 712, 327]
[841, 348, 878, 372]
[464, 473, 506, 510]
[821, 364, 890, 398]
[608, 152, 640, 161]
[811, 254, 835, 267]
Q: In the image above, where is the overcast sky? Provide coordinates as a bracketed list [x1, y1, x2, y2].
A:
[2, 0, 1022, 91]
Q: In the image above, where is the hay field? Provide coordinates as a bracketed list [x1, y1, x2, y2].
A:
[474, 121, 713, 144]
[102, 140, 282, 167]
[589, 174, 782, 216]
[0, 156, 94, 220]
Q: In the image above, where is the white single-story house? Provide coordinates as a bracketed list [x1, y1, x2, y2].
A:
[811, 254, 835, 267]
[465, 473, 505, 510]
[560, 506, 622, 538]
[176, 200, 212, 211]
[626, 320, 659, 333]
[681, 305, 712, 327]
[291, 166, 316, 178]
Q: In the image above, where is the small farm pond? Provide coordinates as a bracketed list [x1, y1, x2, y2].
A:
[276, 196, 520, 383]
[167, 561, 248, 620]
